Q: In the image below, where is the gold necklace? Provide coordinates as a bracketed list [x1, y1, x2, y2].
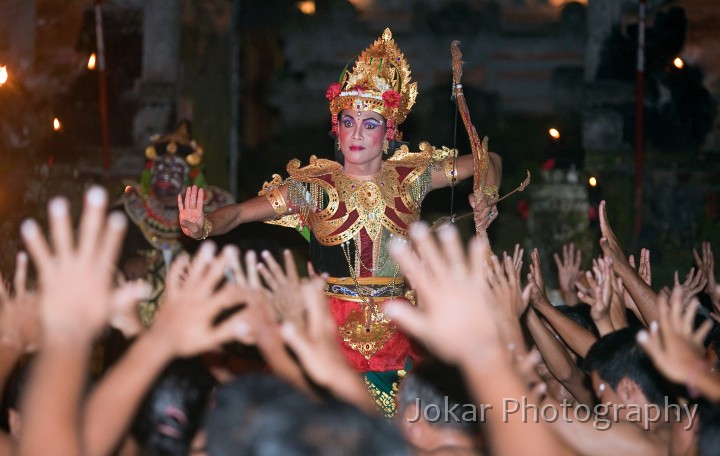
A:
[351, 234, 392, 273]
[340, 240, 400, 330]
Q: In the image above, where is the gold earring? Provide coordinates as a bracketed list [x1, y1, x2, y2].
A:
[382, 140, 389, 155]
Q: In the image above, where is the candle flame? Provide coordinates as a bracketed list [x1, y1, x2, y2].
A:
[88, 53, 97, 70]
[0, 66, 8, 85]
[673, 57, 684, 69]
[297, 1, 315, 14]
[53, 118, 62, 131]
[548, 128, 560, 139]
[589, 176, 597, 187]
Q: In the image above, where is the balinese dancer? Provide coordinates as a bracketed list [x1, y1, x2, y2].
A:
[179, 29, 502, 416]
[119, 120, 234, 325]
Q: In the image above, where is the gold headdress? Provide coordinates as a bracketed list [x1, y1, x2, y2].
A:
[327, 28, 418, 141]
[140, 119, 207, 194]
[144, 119, 204, 167]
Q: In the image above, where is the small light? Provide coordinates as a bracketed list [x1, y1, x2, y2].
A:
[0, 66, 8, 85]
[88, 53, 97, 70]
[548, 128, 560, 139]
[673, 57, 684, 69]
[588, 176, 597, 187]
[297, 0, 315, 14]
[53, 118, 62, 131]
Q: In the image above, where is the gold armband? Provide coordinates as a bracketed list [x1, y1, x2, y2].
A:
[265, 187, 288, 216]
[200, 218, 214, 240]
[443, 158, 457, 185]
[483, 185, 499, 201]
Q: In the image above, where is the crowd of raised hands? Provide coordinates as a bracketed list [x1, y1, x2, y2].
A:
[1, 187, 720, 456]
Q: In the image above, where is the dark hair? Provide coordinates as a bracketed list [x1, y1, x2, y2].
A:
[698, 399, 720, 456]
[205, 373, 410, 456]
[556, 304, 597, 336]
[396, 358, 478, 435]
[583, 327, 674, 406]
[130, 356, 216, 456]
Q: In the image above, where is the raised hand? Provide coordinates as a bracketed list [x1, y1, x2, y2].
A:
[608, 273, 629, 331]
[487, 254, 529, 348]
[178, 185, 205, 239]
[18, 187, 130, 456]
[575, 270, 597, 306]
[529, 248, 548, 300]
[694, 242, 720, 309]
[637, 286, 714, 389]
[383, 223, 502, 365]
[598, 200, 658, 323]
[147, 243, 252, 356]
[674, 267, 707, 301]
[21, 188, 127, 340]
[384, 223, 569, 456]
[553, 242, 583, 306]
[630, 248, 652, 286]
[109, 273, 150, 339]
[587, 258, 614, 336]
[0, 252, 40, 353]
[598, 200, 629, 268]
[504, 243, 524, 281]
[257, 249, 316, 326]
[280, 278, 352, 386]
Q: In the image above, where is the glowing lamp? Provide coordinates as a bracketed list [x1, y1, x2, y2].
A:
[297, 1, 315, 14]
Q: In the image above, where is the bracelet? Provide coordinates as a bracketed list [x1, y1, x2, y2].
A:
[443, 158, 457, 185]
[483, 185, 499, 201]
[200, 218, 214, 240]
[265, 187, 288, 216]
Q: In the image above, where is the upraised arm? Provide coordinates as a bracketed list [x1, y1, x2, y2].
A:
[0, 252, 40, 454]
[19, 187, 126, 456]
[179, 184, 284, 240]
[525, 310, 594, 406]
[82, 244, 256, 456]
[384, 224, 571, 456]
[598, 200, 659, 323]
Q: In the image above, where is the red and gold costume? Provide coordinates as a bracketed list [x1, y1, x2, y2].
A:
[260, 144, 457, 416]
[259, 28, 461, 417]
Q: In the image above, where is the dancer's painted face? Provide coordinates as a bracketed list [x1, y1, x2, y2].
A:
[151, 155, 189, 198]
[337, 109, 386, 167]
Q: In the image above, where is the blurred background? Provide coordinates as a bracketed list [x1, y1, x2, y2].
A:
[0, 0, 718, 288]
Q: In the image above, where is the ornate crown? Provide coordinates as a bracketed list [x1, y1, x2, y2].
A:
[144, 119, 204, 167]
[327, 28, 418, 141]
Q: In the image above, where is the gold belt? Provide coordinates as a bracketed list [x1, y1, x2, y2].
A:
[324, 276, 406, 302]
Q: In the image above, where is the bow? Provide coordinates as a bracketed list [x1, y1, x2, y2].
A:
[432, 40, 530, 233]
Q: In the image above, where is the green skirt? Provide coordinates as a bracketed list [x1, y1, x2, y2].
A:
[363, 357, 414, 418]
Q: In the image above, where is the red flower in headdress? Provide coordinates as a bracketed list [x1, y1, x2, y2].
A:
[517, 199, 529, 220]
[540, 158, 556, 170]
[325, 82, 342, 101]
[382, 90, 401, 109]
[588, 205, 599, 221]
